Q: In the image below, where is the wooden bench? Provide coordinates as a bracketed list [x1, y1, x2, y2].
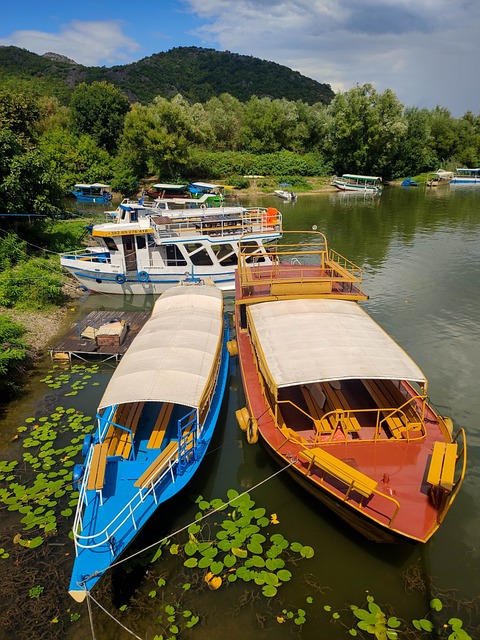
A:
[106, 402, 144, 458]
[299, 447, 377, 499]
[134, 441, 178, 488]
[301, 385, 333, 434]
[427, 442, 458, 492]
[86, 442, 109, 491]
[321, 382, 361, 432]
[148, 402, 174, 449]
[362, 380, 406, 438]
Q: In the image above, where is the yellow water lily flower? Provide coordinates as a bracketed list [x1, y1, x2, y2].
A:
[270, 513, 280, 524]
[276, 616, 285, 623]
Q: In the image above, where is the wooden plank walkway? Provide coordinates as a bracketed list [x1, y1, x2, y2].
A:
[50, 310, 151, 362]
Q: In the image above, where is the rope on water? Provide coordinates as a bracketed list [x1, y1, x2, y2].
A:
[86, 590, 97, 640]
[87, 592, 143, 640]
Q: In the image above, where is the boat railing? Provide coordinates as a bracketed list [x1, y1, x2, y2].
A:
[72, 446, 179, 554]
[276, 399, 425, 445]
[151, 208, 282, 242]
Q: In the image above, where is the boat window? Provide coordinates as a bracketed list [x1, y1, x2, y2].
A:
[136, 235, 146, 250]
[103, 237, 118, 251]
[184, 243, 214, 266]
[212, 244, 238, 266]
[165, 244, 187, 266]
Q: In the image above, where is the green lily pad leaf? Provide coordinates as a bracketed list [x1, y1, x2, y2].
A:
[262, 584, 277, 597]
[184, 558, 198, 568]
[29, 537, 44, 549]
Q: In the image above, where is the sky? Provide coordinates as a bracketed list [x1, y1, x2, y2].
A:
[1, 0, 479, 117]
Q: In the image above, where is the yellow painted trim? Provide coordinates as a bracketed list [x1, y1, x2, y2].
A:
[92, 228, 153, 237]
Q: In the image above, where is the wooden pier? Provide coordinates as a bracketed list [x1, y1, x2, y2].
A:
[50, 310, 151, 363]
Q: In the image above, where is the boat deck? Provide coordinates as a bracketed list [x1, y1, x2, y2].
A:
[50, 311, 151, 362]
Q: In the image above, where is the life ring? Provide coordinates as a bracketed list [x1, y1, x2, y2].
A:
[137, 271, 149, 282]
[115, 274, 126, 284]
[246, 417, 259, 444]
[72, 463, 85, 489]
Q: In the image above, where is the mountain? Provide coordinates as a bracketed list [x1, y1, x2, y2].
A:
[0, 45, 334, 105]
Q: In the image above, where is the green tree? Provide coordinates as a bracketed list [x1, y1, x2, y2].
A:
[204, 94, 244, 151]
[327, 83, 406, 177]
[70, 81, 130, 153]
[0, 89, 43, 147]
[393, 107, 436, 177]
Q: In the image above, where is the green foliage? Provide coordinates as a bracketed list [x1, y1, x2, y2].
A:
[0, 89, 43, 146]
[173, 489, 314, 597]
[0, 314, 27, 396]
[0, 232, 28, 271]
[0, 255, 65, 310]
[69, 81, 130, 153]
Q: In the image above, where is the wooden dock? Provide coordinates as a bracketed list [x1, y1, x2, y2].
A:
[50, 311, 151, 363]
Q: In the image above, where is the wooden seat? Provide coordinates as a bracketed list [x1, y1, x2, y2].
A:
[362, 380, 406, 438]
[134, 441, 178, 488]
[299, 447, 377, 499]
[86, 442, 109, 491]
[148, 402, 174, 449]
[427, 442, 458, 492]
[301, 385, 333, 434]
[321, 382, 361, 432]
[106, 402, 145, 458]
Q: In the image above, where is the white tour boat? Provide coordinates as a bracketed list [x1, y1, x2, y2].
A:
[331, 174, 382, 193]
[60, 202, 282, 295]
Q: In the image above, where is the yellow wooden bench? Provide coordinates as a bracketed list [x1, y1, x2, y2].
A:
[427, 442, 458, 492]
[86, 442, 109, 491]
[299, 447, 377, 499]
[362, 380, 406, 438]
[106, 402, 145, 458]
[148, 402, 174, 449]
[322, 382, 361, 432]
[134, 441, 178, 488]
[301, 385, 333, 434]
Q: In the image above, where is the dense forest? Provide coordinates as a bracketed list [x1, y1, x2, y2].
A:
[0, 46, 334, 105]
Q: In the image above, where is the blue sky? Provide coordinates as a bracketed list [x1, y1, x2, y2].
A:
[1, 0, 479, 117]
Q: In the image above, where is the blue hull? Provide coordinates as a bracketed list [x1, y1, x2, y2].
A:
[69, 322, 230, 600]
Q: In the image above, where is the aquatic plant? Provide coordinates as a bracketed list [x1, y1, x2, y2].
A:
[172, 488, 314, 598]
[39, 362, 101, 394]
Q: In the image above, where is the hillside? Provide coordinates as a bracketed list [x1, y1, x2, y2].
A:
[0, 45, 334, 105]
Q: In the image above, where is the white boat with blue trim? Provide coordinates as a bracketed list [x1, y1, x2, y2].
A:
[450, 168, 480, 185]
[60, 202, 282, 295]
[69, 282, 229, 601]
[331, 174, 382, 193]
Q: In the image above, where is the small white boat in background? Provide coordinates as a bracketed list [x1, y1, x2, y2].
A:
[274, 190, 297, 201]
[69, 281, 229, 601]
[331, 174, 382, 194]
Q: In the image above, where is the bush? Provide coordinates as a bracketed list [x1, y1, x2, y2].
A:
[0, 256, 65, 310]
[0, 315, 27, 397]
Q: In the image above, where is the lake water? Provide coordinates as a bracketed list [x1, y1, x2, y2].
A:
[1, 185, 479, 640]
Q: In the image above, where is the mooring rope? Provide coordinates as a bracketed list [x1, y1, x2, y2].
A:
[87, 592, 143, 640]
[86, 590, 97, 640]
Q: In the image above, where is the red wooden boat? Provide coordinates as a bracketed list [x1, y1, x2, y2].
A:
[234, 231, 466, 543]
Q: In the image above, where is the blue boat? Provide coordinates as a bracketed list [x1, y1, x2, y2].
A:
[71, 183, 113, 202]
[68, 282, 229, 601]
[401, 177, 419, 187]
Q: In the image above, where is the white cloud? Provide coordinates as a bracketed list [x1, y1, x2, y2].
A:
[185, 0, 480, 115]
[0, 20, 140, 66]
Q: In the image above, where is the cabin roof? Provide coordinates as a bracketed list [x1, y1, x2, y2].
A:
[248, 298, 425, 388]
[98, 285, 223, 410]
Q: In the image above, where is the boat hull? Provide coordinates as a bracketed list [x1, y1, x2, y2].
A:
[62, 265, 236, 294]
[332, 181, 380, 193]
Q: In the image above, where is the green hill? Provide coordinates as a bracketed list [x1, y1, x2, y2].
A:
[0, 45, 334, 105]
